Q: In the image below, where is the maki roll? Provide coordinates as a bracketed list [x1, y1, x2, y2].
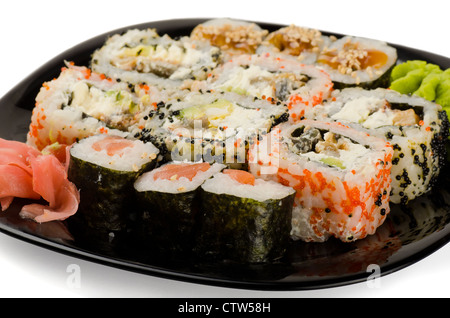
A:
[204, 53, 333, 122]
[195, 169, 295, 263]
[27, 62, 163, 150]
[68, 134, 159, 233]
[316, 36, 397, 89]
[190, 18, 269, 58]
[131, 90, 289, 166]
[28, 63, 126, 150]
[257, 24, 331, 64]
[134, 161, 225, 254]
[91, 28, 222, 89]
[314, 87, 449, 204]
[249, 120, 393, 242]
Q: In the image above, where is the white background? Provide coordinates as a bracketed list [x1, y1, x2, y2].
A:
[0, 0, 449, 298]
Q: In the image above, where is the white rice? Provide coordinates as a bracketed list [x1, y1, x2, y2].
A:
[201, 172, 295, 202]
[70, 134, 159, 172]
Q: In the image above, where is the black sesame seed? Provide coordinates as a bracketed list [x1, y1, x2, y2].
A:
[420, 143, 427, 152]
[374, 193, 383, 206]
[400, 196, 409, 205]
[393, 144, 401, 151]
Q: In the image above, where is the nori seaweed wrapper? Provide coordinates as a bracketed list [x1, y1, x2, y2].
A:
[135, 189, 200, 256]
[67, 155, 156, 234]
[332, 64, 394, 90]
[195, 189, 295, 263]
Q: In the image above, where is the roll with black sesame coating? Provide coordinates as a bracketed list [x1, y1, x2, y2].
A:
[314, 87, 449, 204]
[129, 90, 290, 167]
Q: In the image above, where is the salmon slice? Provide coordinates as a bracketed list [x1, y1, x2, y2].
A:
[223, 169, 255, 185]
[153, 162, 210, 181]
[19, 154, 80, 223]
[92, 135, 134, 157]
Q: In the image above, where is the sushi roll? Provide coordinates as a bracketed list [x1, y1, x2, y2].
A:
[195, 169, 295, 263]
[248, 120, 393, 242]
[68, 134, 159, 233]
[257, 24, 331, 64]
[190, 18, 269, 58]
[204, 53, 333, 121]
[314, 87, 449, 204]
[131, 90, 289, 166]
[91, 28, 222, 89]
[315, 36, 397, 89]
[134, 161, 226, 254]
[27, 62, 161, 151]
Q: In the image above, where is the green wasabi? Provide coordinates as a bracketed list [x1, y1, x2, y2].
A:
[390, 60, 450, 108]
[435, 70, 450, 108]
[389, 61, 450, 132]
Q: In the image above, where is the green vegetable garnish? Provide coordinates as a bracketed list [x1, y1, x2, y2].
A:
[320, 157, 346, 169]
[389, 60, 450, 123]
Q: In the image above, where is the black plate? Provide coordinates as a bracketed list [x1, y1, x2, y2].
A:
[1, 18, 450, 291]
